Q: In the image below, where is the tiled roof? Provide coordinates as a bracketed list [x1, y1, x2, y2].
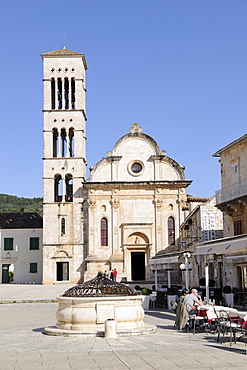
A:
[0, 213, 43, 229]
[41, 48, 84, 56]
[155, 245, 180, 256]
[41, 48, 88, 70]
[187, 196, 210, 203]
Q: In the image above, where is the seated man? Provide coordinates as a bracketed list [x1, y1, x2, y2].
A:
[183, 288, 202, 314]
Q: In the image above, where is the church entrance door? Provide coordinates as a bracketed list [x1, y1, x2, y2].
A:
[131, 252, 145, 280]
[56, 262, 69, 281]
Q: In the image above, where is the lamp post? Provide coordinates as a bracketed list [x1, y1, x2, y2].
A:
[180, 252, 193, 290]
[184, 252, 190, 291]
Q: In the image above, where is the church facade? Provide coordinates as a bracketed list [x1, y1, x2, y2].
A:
[41, 48, 192, 284]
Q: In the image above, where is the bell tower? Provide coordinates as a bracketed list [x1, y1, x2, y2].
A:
[41, 48, 87, 284]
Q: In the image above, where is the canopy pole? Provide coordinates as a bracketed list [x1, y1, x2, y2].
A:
[167, 269, 171, 288]
[155, 266, 158, 290]
[205, 263, 209, 303]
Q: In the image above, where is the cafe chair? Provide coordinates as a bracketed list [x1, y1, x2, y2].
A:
[156, 291, 167, 308]
[188, 311, 206, 335]
[242, 325, 247, 346]
[214, 309, 242, 346]
[234, 322, 247, 347]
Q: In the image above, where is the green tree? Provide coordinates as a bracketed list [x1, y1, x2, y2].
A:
[0, 194, 43, 216]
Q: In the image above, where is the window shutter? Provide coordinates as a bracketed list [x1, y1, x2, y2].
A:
[30, 263, 38, 273]
[30, 237, 39, 250]
[4, 238, 13, 250]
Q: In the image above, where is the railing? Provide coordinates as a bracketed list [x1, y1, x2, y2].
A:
[215, 179, 247, 205]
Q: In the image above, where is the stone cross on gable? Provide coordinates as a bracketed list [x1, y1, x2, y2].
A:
[129, 123, 143, 134]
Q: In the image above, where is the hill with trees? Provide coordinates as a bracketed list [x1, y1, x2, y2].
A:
[0, 194, 43, 216]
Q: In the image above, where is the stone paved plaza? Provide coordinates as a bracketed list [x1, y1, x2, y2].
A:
[0, 285, 247, 369]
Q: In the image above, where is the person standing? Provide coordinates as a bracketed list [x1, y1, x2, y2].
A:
[104, 270, 109, 279]
[112, 268, 117, 282]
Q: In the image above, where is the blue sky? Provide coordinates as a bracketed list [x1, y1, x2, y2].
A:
[0, 0, 246, 198]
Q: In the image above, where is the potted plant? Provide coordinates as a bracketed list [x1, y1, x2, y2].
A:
[222, 286, 234, 307]
[167, 287, 178, 295]
[141, 288, 151, 310]
[199, 277, 215, 287]
[141, 288, 151, 295]
[223, 285, 232, 294]
[8, 271, 14, 283]
[199, 277, 206, 287]
[209, 279, 216, 287]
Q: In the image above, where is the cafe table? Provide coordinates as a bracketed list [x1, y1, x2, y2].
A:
[198, 305, 247, 326]
[229, 310, 247, 327]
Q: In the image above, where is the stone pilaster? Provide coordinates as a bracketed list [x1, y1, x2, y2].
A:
[110, 198, 120, 255]
[153, 198, 163, 254]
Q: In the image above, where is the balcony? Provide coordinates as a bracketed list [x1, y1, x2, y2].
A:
[216, 179, 247, 205]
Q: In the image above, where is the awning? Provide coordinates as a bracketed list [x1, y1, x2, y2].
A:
[149, 256, 179, 264]
[195, 234, 247, 255]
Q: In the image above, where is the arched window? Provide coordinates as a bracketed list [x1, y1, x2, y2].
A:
[101, 218, 108, 246]
[65, 174, 73, 202]
[64, 78, 69, 109]
[61, 218, 65, 235]
[57, 78, 62, 109]
[51, 78, 55, 109]
[168, 203, 173, 211]
[52, 128, 58, 157]
[60, 128, 66, 157]
[71, 78, 75, 109]
[54, 174, 62, 202]
[68, 127, 74, 157]
[168, 216, 175, 245]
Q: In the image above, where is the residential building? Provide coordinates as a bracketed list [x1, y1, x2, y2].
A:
[196, 134, 247, 298]
[180, 196, 223, 288]
[0, 210, 43, 284]
[150, 196, 223, 289]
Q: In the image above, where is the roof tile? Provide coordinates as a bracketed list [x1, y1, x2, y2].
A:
[0, 212, 43, 229]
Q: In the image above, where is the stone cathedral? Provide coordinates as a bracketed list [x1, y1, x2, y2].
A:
[41, 48, 192, 284]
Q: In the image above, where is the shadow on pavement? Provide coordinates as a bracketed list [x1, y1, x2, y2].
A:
[205, 343, 247, 356]
[145, 309, 175, 320]
[32, 327, 45, 333]
[156, 324, 175, 330]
